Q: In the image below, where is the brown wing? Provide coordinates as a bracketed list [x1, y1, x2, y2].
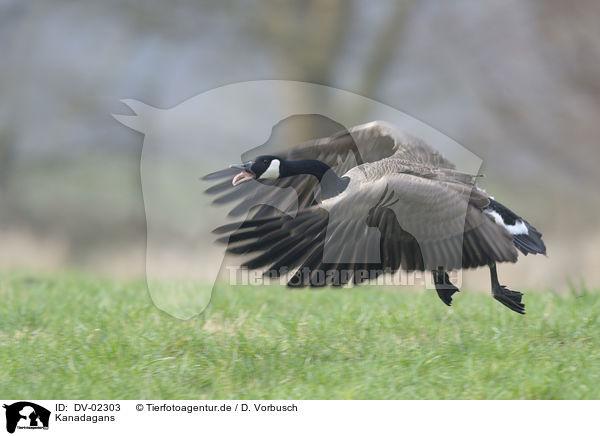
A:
[203, 121, 454, 218]
[214, 172, 517, 286]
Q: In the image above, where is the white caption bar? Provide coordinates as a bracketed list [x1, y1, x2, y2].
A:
[0, 400, 596, 435]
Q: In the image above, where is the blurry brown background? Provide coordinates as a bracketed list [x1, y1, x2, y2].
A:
[1, 0, 599, 290]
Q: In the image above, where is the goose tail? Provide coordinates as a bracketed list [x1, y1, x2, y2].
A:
[484, 199, 546, 256]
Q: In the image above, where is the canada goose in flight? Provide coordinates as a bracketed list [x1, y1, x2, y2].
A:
[205, 121, 546, 314]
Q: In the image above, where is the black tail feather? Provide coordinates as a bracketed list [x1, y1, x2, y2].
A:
[513, 223, 546, 256]
[487, 199, 546, 256]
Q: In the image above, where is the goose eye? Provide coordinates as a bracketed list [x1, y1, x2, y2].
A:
[263, 159, 268, 165]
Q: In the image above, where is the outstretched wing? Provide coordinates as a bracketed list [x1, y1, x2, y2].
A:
[203, 121, 453, 218]
[215, 172, 518, 286]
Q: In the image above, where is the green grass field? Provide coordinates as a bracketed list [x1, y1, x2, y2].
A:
[1, 272, 599, 399]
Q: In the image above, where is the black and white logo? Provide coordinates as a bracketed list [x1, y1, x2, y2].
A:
[3, 402, 50, 434]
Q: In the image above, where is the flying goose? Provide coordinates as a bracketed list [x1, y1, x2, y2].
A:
[205, 121, 546, 314]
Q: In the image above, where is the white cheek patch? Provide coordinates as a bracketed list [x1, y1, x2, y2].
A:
[484, 209, 529, 235]
[261, 159, 280, 179]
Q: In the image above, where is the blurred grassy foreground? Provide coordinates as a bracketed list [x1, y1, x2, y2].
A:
[0, 272, 599, 399]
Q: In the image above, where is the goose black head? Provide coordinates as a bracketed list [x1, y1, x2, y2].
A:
[230, 155, 282, 186]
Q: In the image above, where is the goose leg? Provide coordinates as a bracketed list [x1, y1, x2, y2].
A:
[489, 263, 525, 314]
[432, 267, 460, 306]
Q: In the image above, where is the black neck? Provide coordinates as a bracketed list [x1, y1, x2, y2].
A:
[280, 159, 349, 199]
[281, 159, 331, 180]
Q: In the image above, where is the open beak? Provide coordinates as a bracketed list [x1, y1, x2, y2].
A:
[229, 162, 255, 186]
